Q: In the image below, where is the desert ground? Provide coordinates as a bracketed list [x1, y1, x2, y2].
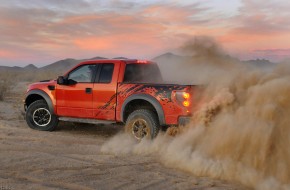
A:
[0, 82, 251, 190]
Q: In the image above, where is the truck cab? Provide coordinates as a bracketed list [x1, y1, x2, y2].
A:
[25, 59, 194, 139]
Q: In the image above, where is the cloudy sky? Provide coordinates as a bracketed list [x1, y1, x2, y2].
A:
[0, 0, 290, 66]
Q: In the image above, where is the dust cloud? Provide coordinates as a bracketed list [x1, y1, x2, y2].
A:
[102, 36, 290, 190]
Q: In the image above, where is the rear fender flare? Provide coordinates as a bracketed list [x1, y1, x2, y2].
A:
[121, 94, 165, 125]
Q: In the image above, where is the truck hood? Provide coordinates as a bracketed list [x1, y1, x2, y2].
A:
[27, 79, 56, 92]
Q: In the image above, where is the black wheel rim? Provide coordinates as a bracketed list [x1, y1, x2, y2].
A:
[32, 108, 51, 127]
[132, 119, 149, 139]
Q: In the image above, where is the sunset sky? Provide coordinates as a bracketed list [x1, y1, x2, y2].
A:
[0, 0, 290, 67]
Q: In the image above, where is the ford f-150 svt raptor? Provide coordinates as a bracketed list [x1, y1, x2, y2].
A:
[24, 59, 196, 139]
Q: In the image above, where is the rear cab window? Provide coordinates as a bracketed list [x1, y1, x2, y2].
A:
[123, 63, 163, 83]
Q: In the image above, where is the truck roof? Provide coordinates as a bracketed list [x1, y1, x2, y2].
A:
[77, 59, 155, 65]
[63, 59, 156, 76]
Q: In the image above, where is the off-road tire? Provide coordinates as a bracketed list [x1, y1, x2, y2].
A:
[26, 100, 58, 131]
[125, 109, 160, 139]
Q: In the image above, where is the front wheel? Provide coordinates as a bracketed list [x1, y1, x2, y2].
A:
[125, 109, 160, 140]
[25, 100, 58, 131]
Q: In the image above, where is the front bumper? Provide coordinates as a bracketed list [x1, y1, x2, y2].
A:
[178, 116, 191, 126]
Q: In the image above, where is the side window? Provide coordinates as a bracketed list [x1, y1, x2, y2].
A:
[68, 65, 96, 83]
[98, 64, 114, 83]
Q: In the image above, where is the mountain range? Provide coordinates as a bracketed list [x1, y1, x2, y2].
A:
[0, 53, 275, 74]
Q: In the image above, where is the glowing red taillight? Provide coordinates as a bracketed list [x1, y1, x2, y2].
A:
[175, 91, 191, 107]
[183, 92, 190, 99]
[183, 100, 190, 107]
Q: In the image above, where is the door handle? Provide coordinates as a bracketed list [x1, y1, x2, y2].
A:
[85, 88, 92, 94]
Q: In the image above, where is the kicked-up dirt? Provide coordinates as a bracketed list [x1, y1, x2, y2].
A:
[0, 82, 250, 190]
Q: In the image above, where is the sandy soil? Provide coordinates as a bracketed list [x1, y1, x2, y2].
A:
[0, 83, 250, 190]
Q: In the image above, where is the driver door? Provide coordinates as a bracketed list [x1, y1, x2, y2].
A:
[56, 64, 97, 118]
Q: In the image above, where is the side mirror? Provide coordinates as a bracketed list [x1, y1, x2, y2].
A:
[57, 76, 65, 85]
[67, 79, 77, 85]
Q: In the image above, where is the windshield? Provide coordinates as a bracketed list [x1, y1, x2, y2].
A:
[123, 63, 163, 83]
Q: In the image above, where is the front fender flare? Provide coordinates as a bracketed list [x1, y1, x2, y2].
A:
[25, 89, 54, 114]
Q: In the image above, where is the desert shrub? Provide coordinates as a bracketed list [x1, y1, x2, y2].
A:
[0, 70, 59, 82]
[0, 72, 13, 101]
[0, 71, 23, 101]
[31, 71, 59, 81]
[0, 70, 60, 101]
[0, 70, 44, 101]
[0, 82, 8, 101]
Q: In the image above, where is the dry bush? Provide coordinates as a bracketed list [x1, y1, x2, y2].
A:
[0, 72, 12, 101]
[0, 70, 58, 82]
[0, 70, 58, 101]
[33, 71, 59, 81]
[0, 82, 8, 101]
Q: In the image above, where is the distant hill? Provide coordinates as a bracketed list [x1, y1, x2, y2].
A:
[39, 56, 108, 73]
[0, 65, 23, 72]
[40, 58, 81, 73]
[0, 64, 38, 72]
[24, 64, 38, 70]
[243, 59, 275, 67]
[0, 57, 108, 74]
[154, 52, 276, 67]
[152, 52, 185, 62]
[112, 57, 128, 59]
[87, 56, 107, 60]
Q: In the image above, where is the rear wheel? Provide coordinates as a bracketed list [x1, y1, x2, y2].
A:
[26, 100, 58, 131]
[125, 109, 159, 140]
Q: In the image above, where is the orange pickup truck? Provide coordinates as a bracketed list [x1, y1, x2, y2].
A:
[24, 59, 196, 139]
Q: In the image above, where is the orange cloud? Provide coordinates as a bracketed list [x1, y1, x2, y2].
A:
[1, 0, 290, 66]
[73, 37, 115, 50]
[0, 50, 15, 58]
